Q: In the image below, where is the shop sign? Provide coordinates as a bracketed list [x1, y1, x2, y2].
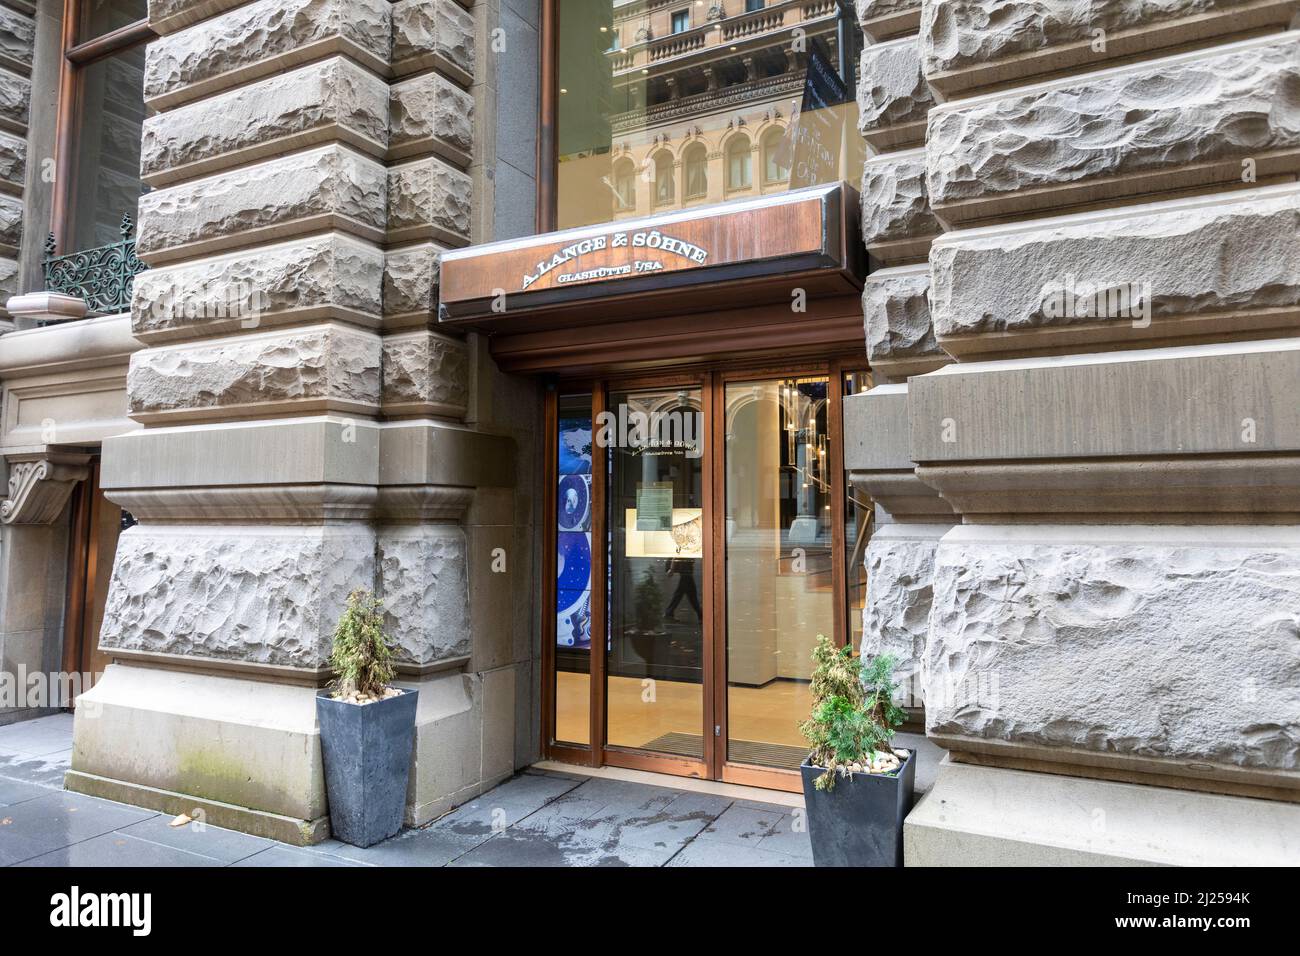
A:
[520, 229, 710, 291]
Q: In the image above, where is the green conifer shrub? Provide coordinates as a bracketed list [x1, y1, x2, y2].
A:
[799, 634, 907, 791]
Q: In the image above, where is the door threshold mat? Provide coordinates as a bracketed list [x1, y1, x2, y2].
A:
[639, 733, 807, 769]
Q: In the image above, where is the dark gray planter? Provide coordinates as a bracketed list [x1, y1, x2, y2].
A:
[800, 749, 915, 867]
[316, 688, 418, 848]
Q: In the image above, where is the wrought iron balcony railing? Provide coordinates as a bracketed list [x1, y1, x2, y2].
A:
[43, 215, 147, 316]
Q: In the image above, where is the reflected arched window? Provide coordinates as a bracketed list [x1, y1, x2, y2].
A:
[726, 136, 752, 191]
[683, 143, 707, 199]
[614, 159, 636, 210]
[762, 127, 788, 184]
[654, 151, 675, 205]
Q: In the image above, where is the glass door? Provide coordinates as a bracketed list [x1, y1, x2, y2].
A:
[543, 362, 871, 790]
[722, 376, 835, 776]
[604, 384, 708, 771]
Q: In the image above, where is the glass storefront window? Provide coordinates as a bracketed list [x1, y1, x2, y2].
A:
[556, 0, 862, 229]
[842, 370, 872, 653]
[606, 386, 705, 758]
[725, 375, 833, 770]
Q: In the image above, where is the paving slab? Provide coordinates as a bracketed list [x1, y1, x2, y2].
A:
[667, 840, 811, 867]
[0, 715, 818, 867]
[0, 791, 157, 866]
[305, 823, 487, 866]
[230, 845, 367, 867]
[0, 777, 50, 808]
[754, 810, 814, 859]
[15, 831, 220, 867]
[117, 815, 276, 865]
[0, 749, 72, 787]
[696, 803, 784, 846]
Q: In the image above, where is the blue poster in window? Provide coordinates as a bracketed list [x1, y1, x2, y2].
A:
[556, 588, 592, 649]
[558, 418, 592, 475]
[557, 532, 592, 593]
[558, 474, 591, 531]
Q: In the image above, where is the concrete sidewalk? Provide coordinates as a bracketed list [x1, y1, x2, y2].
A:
[0, 714, 814, 866]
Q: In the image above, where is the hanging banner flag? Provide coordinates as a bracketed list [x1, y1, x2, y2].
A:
[787, 44, 849, 190]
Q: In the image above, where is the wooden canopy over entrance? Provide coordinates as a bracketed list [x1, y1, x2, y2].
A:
[437, 182, 866, 374]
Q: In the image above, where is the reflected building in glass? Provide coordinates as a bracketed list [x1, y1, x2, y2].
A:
[557, 0, 857, 228]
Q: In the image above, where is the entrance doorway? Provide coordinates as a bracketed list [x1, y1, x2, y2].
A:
[544, 361, 872, 792]
[62, 460, 134, 706]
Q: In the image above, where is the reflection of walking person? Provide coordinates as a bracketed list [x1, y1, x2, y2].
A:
[663, 558, 701, 621]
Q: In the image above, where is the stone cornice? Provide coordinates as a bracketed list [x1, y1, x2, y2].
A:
[0, 312, 140, 380]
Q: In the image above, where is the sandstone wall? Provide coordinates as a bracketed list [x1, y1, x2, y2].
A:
[904, 0, 1300, 804]
[0, 0, 34, 319]
[68, 0, 540, 841]
[847, 0, 956, 703]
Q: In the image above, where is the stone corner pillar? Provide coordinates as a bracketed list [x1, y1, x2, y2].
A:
[65, 0, 509, 845]
[902, 1, 1300, 865]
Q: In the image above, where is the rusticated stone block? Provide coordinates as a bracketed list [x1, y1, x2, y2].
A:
[863, 523, 951, 693]
[856, 0, 922, 42]
[143, 0, 390, 109]
[148, 0, 253, 36]
[127, 324, 382, 418]
[378, 524, 471, 665]
[136, 144, 387, 265]
[141, 57, 389, 187]
[0, 191, 20, 252]
[99, 524, 376, 668]
[927, 33, 1300, 225]
[381, 329, 467, 418]
[0, 255, 17, 303]
[858, 36, 934, 151]
[0, 65, 30, 130]
[921, 0, 1298, 94]
[0, 7, 34, 71]
[927, 525, 1300, 783]
[0, 129, 23, 191]
[390, 71, 474, 163]
[132, 234, 384, 342]
[930, 182, 1300, 359]
[391, 0, 475, 82]
[383, 242, 444, 323]
[861, 148, 940, 264]
[863, 263, 944, 378]
[387, 156, 472, 245]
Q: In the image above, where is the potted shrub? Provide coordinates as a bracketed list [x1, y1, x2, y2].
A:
[316, 589, 418, 847]
[798, 635, 915, 867]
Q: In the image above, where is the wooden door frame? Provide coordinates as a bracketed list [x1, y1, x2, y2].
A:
[60, 458, 105, 707]
[542, 354, 871, 792]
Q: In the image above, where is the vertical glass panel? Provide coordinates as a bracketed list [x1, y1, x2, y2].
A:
[556, 0, 863, 229]
[78, 0, 147, 43]
[725, 376, 833, 769]
[606, 386, 704, 757]
[71, 45, 149, 252]
[555, 393, 593, 745]
[843, 370, 873, 653]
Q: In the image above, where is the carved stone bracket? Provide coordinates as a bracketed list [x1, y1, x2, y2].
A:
[1, 453, 92, 524]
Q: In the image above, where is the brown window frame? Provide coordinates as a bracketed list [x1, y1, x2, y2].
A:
[49, 0, 155, 255]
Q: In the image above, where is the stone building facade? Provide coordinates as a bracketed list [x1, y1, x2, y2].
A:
[0, 0, 1295, 863]
[851, 0, 1300, 864]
